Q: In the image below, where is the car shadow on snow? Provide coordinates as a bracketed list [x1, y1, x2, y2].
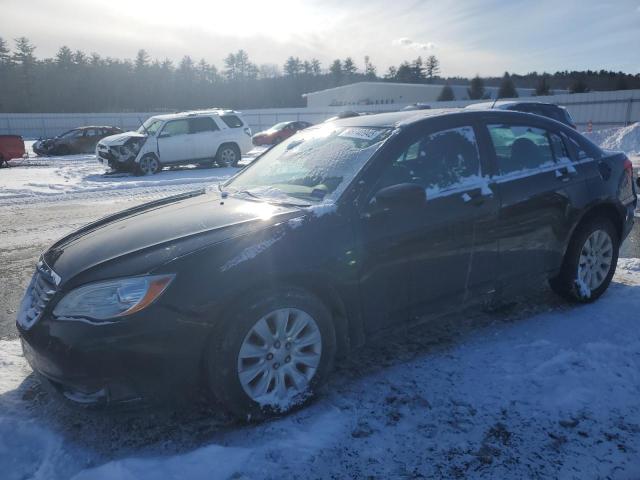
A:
[1, 279, 637, 468]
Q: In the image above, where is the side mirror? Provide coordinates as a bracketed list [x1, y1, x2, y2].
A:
[372, 183, 426, 210]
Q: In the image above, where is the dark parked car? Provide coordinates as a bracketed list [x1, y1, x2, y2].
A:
[0, 135, 26, 166]
[402, 103, 432, 111]
[17, 109, 635, 419]
[252, 121, 313, 146]
[466, 101, 577, 129]
[33, 126, 123, 156]
[324, 111, 361, 122]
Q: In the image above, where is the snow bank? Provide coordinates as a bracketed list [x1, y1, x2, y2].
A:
[2, 260, 640, 478]
[586, 122, 640, 156]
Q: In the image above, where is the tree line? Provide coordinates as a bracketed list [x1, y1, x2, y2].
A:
[0, 37, 638, 113]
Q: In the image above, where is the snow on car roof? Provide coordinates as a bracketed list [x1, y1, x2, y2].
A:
[149, 109, 240, 121]
[464, 100, 559, 110]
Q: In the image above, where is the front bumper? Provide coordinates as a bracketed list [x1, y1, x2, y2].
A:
[18, 309, 210, 408]
[96, 144, 138, 170]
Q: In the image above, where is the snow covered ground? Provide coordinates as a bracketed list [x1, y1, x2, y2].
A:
[1, 260, 640, 479]
[0, 142, 264, 206]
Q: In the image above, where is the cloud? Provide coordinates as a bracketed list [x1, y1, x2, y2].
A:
[393, 37, 435, 51]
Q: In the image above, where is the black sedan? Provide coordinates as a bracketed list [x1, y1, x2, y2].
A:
[33, 126, 123, 156]
[17, 109, 636, 418]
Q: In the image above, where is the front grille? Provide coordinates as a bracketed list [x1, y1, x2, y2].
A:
[17, 261, 59, 330]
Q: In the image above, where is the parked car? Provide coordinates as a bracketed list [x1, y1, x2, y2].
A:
[96, 110, 252, 174]
[402, 103, 432, 111]
[0, 135, 26, 166]
[17, 109, 635, 419]
[465, 101, 577, 129]
[251, 121, 313, 146]
[33, 126, 123, 156]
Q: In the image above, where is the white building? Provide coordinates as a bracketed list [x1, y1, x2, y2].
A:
[303, 81, 538, 108]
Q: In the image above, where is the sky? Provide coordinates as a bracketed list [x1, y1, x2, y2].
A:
[1, 0, 639, 77]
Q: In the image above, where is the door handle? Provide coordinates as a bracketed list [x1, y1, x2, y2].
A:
[462, 187, 485, 206]
[555, 165, 577, 181]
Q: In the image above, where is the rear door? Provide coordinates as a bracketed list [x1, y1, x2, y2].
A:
[188, 117, 220, 160]
[485, 120, 590, 290]
[157, 119, 193, 163]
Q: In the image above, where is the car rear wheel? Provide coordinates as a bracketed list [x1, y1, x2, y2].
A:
[550, 216, 619, 302]
[136, 154, 160, 175]
[215, 144, 240, 168]
[206, 287, 336, 420]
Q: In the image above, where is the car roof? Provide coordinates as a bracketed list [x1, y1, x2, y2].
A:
[465, 100, 561, 110]
[149, 109, 241, 121]
[329, 108, 566, 130]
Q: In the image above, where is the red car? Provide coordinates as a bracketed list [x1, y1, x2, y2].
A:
[251, 121, 313, 146]
[0, 135, 26, 167]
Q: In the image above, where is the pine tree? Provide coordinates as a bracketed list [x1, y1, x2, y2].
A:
[437, 84, 455, 101]
[467, 75, 486, 100]
[284, 56, 301, 76]
[55, 46, 73, 68]
[411, 56, 425, 82]
[424, 55, 440, 83]
[329, 59, 343, 83]
[535, 75, 551, 96]
[384, 66, 397, 80]
[0, 37, 11, 65]
[135, 49, 150, 71]
[569, 78, 589, 93]
[343, 57, 357, 76]
[310, 59, 321, 75]
[497, 72, 518, 98]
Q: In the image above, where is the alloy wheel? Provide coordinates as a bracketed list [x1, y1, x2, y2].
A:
[139, 156, 158, 175]
[237, 308, 322, 405]
[577, 229, 613, 292]
[219, 147, 237, 167]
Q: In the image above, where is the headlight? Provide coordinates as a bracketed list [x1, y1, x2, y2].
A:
[53, 274, 174, 321]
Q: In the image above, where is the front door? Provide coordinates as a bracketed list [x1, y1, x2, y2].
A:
[157, 119, 193, 163]
[355, 121, 499, 331]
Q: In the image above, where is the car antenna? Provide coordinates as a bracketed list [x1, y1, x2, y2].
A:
[138, 116, 150, 135]
[490, 91, 501, 109]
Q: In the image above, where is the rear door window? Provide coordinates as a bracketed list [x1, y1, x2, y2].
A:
[189, 117, 219, 133]
[487, 124, 555, 175]
[220, 115, 244, 128]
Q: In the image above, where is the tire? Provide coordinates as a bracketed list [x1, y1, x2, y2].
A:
[136, 154, 160, 176]
[550, 216, 619, 303]
[0, 155, 5, 168]
[215, 144, 240, 168]
[206, 287, 336, 420]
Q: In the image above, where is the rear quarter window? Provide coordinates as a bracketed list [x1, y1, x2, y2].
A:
[220, 115, 244, 128]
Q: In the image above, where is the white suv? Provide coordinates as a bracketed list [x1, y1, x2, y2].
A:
[96, 109, 253, 174]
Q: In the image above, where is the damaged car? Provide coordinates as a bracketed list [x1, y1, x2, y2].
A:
[96, 110, 253, 174]
[33, 126, 123, 156]
[17, 109, 635, 419]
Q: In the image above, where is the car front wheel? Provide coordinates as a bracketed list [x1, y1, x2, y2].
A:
[136, 154, 160, 175]
[207, 288, 336, 420]
[550, 216, 619, 302]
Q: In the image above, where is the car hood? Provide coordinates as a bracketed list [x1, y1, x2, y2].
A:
[99, 131, 147, 147]
[43, 190, 301, 288]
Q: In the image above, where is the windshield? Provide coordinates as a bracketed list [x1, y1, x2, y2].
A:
[225, 124, 393, 204]
[137, 118, 163, 136]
